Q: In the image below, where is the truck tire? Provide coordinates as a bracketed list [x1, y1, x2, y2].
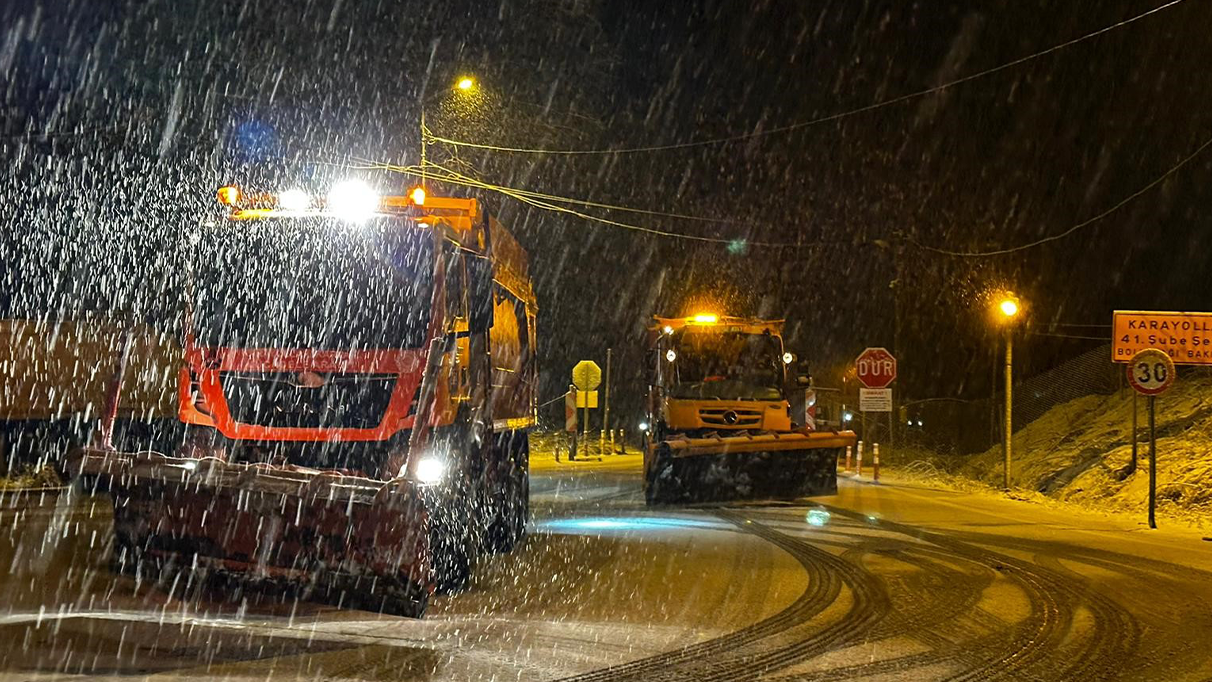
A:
[488, 434, 529, 553]
[426, 424, 479, 594]
[373, 584, 429, 618]
[320, 574, 430, 618]
[645, 449, 674, 507]
[430, 524, 473, 594]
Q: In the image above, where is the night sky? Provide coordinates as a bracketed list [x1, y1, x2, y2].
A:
[3, 0, 1210, 422]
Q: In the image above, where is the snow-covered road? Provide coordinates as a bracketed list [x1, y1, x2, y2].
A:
[2, 464, 1211, 681]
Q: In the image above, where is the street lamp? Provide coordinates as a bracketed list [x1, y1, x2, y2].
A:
[995, 294, 1021, 490]
[420, 75, 481, 187]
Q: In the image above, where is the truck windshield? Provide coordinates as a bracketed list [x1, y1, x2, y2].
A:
[668, 331, 784, 401]
[191, 218, 433, 350]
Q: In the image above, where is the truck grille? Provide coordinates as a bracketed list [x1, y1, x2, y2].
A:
[220, 372, 397, 430]
[699, 407, 763, 428]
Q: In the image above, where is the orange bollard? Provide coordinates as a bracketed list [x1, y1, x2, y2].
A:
[856, 441, 864, 477]
[844, 445, 852, 472]
[873, 443, 880, 483]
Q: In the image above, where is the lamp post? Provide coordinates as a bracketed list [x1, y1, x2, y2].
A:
[996, 295, 1021, 490]
[420, 75, 478, 185]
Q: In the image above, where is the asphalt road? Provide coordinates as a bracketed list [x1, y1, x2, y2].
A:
[2, 459, 1212, 681]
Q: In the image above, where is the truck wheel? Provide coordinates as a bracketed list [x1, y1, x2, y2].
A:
[488, 435, 529, 553]
[645, 452, 673, 507]
[325, 575, 430, 618]
[426, 423, 483, 593]
[431, 529, 473, 594]
[375, 585, 429, 618]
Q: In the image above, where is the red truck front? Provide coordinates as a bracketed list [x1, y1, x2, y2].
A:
[71, 181, 535, 616]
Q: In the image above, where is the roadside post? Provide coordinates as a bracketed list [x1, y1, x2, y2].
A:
[564, 385, 578, 461]
[844, 445, 852, 472]
[1125, 348, 1175, 529]
[873, 443, 880, 483]
[603, 348, 612, 454]
[856, 441, 864, 477]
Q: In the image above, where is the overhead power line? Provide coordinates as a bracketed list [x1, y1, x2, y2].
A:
[413, 163, 749, 225]
[348, 159, 849, 248]
[427, 0, 1189, 156]
[911, 130, 1212, 257]
[1028, 331, 1112, 342]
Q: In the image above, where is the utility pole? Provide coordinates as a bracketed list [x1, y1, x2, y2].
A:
[1003, 330, 1013, 491]
[890, 239, 901, 461]
[419, 109, 427, 188]
[603, 348, 613, 454]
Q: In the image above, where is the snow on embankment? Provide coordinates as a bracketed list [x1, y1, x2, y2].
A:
[961, 374, 1212, 516]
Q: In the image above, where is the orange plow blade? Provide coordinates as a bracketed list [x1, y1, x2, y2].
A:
[647, 430, 855, 504]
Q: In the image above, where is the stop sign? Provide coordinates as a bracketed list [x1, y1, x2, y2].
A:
[856, 347, 897, 388]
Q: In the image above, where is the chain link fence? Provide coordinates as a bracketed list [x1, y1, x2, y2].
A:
[903, 344, 1121, 455]
[902, 342, 1212, 456]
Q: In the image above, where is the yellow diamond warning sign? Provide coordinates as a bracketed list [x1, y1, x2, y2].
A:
[1112, 310, 1212, 365]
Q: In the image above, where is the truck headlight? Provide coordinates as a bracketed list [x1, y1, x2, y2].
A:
[413, 456, 447, 484]
[327, 179, 380, 223]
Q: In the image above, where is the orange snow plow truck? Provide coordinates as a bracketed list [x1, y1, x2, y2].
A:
[643, 315, 855, 505]
[69, 183, 538, 617]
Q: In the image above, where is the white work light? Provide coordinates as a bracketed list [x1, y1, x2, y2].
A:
[279, 188, 311, 211]
[327, 180, 380, 222]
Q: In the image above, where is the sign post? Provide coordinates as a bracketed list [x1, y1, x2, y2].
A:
[1113, 311, 1209, 526]
[856, 347, 897, 450]
[572, 360, 602, 458]
[1126, 348, 1175, 529]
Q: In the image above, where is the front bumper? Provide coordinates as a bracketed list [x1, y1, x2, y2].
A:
[68, 447, 431, 593]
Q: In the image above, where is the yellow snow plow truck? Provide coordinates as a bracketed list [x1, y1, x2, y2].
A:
[643, 314, 856, 505]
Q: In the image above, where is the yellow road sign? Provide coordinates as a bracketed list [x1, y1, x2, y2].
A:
[572, 360, 602, 391]
[1112, 310, 1212, 365]
[575, 390, 599, 408]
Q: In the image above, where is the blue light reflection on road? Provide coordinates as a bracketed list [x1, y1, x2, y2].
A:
[805, 509, 831, 527]
[537, 516, 729, 535]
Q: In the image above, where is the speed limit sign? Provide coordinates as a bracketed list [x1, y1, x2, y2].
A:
[1127, 349, 1175, 396]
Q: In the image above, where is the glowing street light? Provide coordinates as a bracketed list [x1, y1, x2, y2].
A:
[421, 75, 481, 188]
[993, 293, 1023, 490]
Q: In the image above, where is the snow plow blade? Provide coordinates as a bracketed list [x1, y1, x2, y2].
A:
[67, 447, 432, 617]
[646, 431, 855, 505]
